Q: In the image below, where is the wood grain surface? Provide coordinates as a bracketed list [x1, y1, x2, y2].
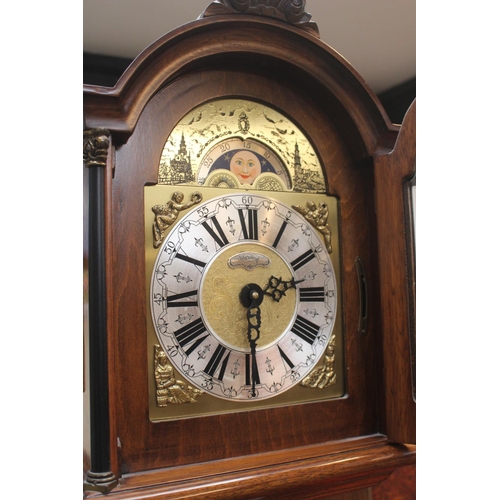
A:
[373, 101, 416, 444]
[83, 9, 415, 498]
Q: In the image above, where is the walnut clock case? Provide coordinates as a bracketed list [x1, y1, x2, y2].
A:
[83, 1, 416, 498]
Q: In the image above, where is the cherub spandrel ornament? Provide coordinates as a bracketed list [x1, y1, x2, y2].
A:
[152, 191, 202, 248]
[300, 335, 336, 389]
[292, 200, 333, 253]
[154, 346, 203, 406]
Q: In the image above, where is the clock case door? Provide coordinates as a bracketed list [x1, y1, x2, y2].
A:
[83, 5, 415, 497]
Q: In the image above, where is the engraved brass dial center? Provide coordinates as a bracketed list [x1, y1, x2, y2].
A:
[200, 243, 297, 351]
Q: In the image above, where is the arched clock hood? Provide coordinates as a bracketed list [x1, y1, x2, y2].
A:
[83, 3, 398, 159]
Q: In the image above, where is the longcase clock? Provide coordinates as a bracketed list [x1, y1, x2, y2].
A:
[83, 1, 416, 498]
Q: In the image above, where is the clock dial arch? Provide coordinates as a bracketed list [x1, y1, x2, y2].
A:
[150, 193, 337, 401]
[158, 98, 327, 193]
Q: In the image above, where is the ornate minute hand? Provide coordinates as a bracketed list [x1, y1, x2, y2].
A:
[240, 284, 264, 397]
[263, 276, 305, 302]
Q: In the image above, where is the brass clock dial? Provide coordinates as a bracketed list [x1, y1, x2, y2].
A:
[147, 97, 343, 419]
[150, 193, 337, 401]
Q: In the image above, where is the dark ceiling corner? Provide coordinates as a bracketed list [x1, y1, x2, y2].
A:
[83, 52, 133, 88]
[378, 77, 416, 125]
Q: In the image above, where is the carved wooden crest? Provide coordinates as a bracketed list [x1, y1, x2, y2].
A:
[203, 0, 319, 35]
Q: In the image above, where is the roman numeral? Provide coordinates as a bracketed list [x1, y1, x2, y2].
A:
[245, 353, 260, 385]
[166, 289, 198, 307]
[175, 252, 206, 269]
[272, 220, 288, 248]
[204, 344, 230, 380]
[238, 209, 259, 240]
[202, 216, 229, 248]
[174, 318, 207, 349]
[291, 315, 321, 345]
[291, 249, 315, 271]
[278, 345, 295, 370]
[299, 287, 325, 302]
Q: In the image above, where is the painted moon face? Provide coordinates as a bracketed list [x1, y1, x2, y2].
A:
[229, 150, 262, 185]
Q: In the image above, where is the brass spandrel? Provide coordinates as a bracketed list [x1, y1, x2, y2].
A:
[152, 191, 202, 248]
[154, 345, 203, 406]
[292, 200, 333, 253]
[301, 335, 337, 389]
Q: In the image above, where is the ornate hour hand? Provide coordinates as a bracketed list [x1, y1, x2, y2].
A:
[240, 284, 264, 397]
[263, 276, 305, 302]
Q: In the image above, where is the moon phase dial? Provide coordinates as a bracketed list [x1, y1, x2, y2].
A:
[198, 137, 291, 190]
